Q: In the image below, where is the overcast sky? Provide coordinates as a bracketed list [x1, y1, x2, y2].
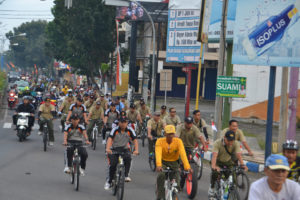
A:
[0, 0, 54, 50]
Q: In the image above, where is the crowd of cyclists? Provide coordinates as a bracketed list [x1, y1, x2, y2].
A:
[8, 78, 300, 200]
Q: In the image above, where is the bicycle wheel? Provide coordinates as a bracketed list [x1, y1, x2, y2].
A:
[149, 154, 156, 172]
[141, 128, 145, 147]
[71, 167, 75, 184]
[228, 187, 240, 200]
[74, 163, 80, 191]
[197, 155, 203, 180]
[172, 191, 179, 200]
[236, 171, 250, 200]
[116, 166, 125, 200]
[92, 129, 97, 150]
[43, 128, 48, 152]
[185, 163, 198, 199]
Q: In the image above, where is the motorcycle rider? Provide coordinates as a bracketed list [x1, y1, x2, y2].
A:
[13, 96, 35, 136]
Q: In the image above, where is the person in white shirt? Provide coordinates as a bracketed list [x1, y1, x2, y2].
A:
[249, 154, 300, 200]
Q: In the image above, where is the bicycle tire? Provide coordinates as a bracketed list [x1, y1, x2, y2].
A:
[228, 187, 240, 200]
[71, 167, 75, 184]
[43, 128, 48, 152]
[75, 163, 80, 191]
[116, 167, 125, 200]
[197, 156, 203, 180]
[92, 129, 97, 150]
[185, 163, 198, 199]
[236, 170, 250, 200]
[149, 154, 156, 172]
[172, 192, 179, 200]
[141, 127, 145, 147]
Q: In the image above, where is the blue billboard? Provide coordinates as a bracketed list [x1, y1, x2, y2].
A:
[208, 0, 237, 42]
[232, 0, 300, 67]
[166, 9, 202, 63]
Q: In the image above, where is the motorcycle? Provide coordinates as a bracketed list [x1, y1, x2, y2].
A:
[16, 112, 31, 142]
[35, 91, 43, 105]
[7, 91, 18, 109]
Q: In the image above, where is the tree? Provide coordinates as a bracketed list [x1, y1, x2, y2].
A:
[6, 20, 52, 71]
[45, 0, 117, 84]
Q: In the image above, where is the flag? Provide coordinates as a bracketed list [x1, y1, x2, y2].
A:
[9, 62, 15, 68]
[211, 121, 217, 132]
[6, 63, 10, 70]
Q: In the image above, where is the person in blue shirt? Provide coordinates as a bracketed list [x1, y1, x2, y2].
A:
[114, 97, 125, 112]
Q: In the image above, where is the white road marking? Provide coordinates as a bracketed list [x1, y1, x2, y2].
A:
[3, 123, 12, 129]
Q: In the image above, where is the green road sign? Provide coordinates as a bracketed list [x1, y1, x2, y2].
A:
[216, 76, 246, 98]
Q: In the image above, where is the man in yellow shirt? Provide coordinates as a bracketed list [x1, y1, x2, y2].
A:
[155, 125, 192, 200]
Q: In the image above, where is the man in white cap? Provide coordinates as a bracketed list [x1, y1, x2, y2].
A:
[249, 154, 300, 200]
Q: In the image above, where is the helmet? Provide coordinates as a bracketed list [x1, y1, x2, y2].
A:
[67, 89, 73, 93]
[24, 86, 30, 91]
[23, 96, 30, 101]
[44, 97, 51, 102]
[282, 140, 299, 151]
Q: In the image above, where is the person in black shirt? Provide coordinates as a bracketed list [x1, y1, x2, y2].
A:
[13, 96, 35, 135]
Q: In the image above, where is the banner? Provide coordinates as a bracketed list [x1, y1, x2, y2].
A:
[166, 9, 202, 63]
[116, 2, 168, 22]
[216, 76, 247, 98]
[232, 0, 300, 67]
[168, 0, 201, 9]
[208, 0, 237, 42]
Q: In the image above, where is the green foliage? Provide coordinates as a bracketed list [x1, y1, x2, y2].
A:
[0, 71, 7, 93]
[101, 63, 109, 74]
[45, 0, 116, 80]
[6, 20, 52, 69]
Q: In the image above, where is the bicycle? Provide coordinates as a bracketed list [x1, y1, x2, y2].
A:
[67, 141, 86, 191]
[148, 136, 159, 172]
[193, 146, 204, 180]
[235, 166, 250, 200]
[91, 122, 99, 150]
[161, 167, 180, 200]
[111, 150, 130, 200]
[42, 121, 49, 152]
[212, 166, 241, 200]
[180, 149, 198, 199]
[140, 118, 148, 147]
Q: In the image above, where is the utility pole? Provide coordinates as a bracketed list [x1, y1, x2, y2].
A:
[214, 0, 228, 140]
[278, 67, 289, 152]
[287, 67, 299, 140]
[128, 21, 138, 101]
[222, 43, 233, 129]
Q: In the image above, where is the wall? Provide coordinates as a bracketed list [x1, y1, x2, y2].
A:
[232, 65, 300, 121]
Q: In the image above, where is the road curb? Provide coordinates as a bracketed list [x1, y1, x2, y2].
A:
[202, 151, 264, 173]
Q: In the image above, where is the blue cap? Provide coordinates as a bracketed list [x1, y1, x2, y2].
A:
[265, 154, 290, 171]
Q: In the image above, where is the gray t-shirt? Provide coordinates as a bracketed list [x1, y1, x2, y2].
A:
[104, 109, 120, 128]
[249, 176, 300, 200]
[65, 124, 85, 142]
[108, 127, 136, 149]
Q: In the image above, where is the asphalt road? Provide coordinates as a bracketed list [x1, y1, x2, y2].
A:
[0, 102, 261, 200]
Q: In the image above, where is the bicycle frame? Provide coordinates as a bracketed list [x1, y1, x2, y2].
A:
[215, 167, 238, 200]
[162, 168, 178, 200]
